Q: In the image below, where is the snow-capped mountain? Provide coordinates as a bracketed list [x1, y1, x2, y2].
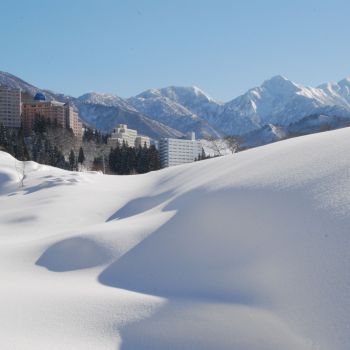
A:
[216, 75, 350, 135]
[0, 71, 61, 101]
[144, 85, 224, 122]
[240, 114, 350, 150]
[2, 70, 350, 143]
[78, 92, 138, 111]
[0, 71, 183, 139]
[128, 87, 223, 138]
[318, 78, 350, 107]
[76, 101, 183, 139]
[240, 124, 288, 149]
[74, 92, 183, 138]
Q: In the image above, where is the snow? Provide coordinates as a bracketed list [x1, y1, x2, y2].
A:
[218, 76, 350, 135]
[1, 127, 350, 349]
[128, 86, 223, 138]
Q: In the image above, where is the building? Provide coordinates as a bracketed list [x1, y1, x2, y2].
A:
[109, 124, 137, 146]
[108, 124, 150, 148]
[159, 132, 202, 168]
[65, 103, 83, 139]
[0, 86, 21, 128]
[22, 93, 65, 135]
[22, 92, 83, 139]
[135, 135, 151, 148]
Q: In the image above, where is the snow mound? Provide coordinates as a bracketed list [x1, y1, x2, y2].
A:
[1, 127, 350, 349]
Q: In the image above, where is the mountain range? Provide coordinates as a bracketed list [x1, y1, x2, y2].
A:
[1, 71, 350, 142]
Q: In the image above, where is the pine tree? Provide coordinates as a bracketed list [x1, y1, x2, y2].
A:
[148, 145, 160, 171]
[0, 123, 8, 150]
[69, 149, 76, 170]
[201, 147, 206, 160]
[78, 147, 85, 165]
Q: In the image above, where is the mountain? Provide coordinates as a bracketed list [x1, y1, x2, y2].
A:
[2, 127, 350, 349]
[78, 92, 138, 110]
[74, 92, 183, 138]
[318, 78, 350, 107]
[2, 70, 350, 143]
[240, 113, 350, 150]
[128, 86, 223, 138]
[240, 124, 288, 149]
[0, 71, 60, 101]
[216, 75, 350, 135]
[75, 99, 183, 138]
[144, 85, 224, 122]
[0, 71, 183, 139]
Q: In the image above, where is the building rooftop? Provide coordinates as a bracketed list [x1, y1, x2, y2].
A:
[34, 92, 46, 101]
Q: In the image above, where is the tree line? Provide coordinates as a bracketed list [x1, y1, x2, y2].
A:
[107, 141, 160, 175]
[0, 117, 161, 175]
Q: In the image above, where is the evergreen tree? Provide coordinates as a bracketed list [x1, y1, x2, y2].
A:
[78, 147, 85, 165]
[148, 145, 160, 171]
[0, 123, 9, 150]
[201, 147, 206, 160]
[69, 149, 76, 170]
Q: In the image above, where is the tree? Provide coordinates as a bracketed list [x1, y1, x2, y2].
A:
[224, 136, 240, 154]
[69, 149, 76, 170]
[201, 147, 206, 160]
[33, 115, 48, 134]
[204, 136, 227, 156]
[78, 147, 85, 165]
[148, 145, 160, 171]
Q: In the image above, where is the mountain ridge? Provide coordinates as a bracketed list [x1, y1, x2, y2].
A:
[1, 70, 350, 140]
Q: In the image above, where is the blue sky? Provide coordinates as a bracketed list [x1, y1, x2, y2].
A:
[1, 0, 349, 101]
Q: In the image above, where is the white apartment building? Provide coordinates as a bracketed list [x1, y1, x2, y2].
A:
[109, 124, 137, 146]
[159, 132, 202, 168]
[135, 135, 151, 148]
[0, 86, 21, 128]
[109, 124, 150, 148]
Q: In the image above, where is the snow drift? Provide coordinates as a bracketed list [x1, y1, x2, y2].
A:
[1, 127, 350, 349]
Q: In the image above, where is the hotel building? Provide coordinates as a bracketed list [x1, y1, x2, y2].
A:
[108, 124, 150, 148]
[0, 86, 21, 128]
[22, 92, 83, 139]
[159, 132, 202, 168]
[65, 103, 83, 139]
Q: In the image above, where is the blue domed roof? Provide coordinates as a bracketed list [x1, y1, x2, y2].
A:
[34, 92, 46, 101]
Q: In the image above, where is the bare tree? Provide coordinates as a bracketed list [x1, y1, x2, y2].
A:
[204, 136, 227, 157]
[224, 135, 240, 154]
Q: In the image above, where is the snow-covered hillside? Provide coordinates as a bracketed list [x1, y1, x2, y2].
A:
[1, 127, 350, 349]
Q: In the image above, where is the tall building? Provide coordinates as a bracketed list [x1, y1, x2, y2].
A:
[65, 103, 83, 139]
[159, 132, 202, 168]
[0, 86, 21, 128]
[108, 124, 150, 148]
[22, 92, 83, 138]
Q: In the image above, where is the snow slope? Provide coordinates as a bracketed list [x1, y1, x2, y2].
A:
[1, 127, 350, 349]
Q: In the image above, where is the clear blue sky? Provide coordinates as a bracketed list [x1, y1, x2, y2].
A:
[1, 0, 349, 101]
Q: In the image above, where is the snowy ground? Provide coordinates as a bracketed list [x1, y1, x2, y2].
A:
[1, 127, 350, 349]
